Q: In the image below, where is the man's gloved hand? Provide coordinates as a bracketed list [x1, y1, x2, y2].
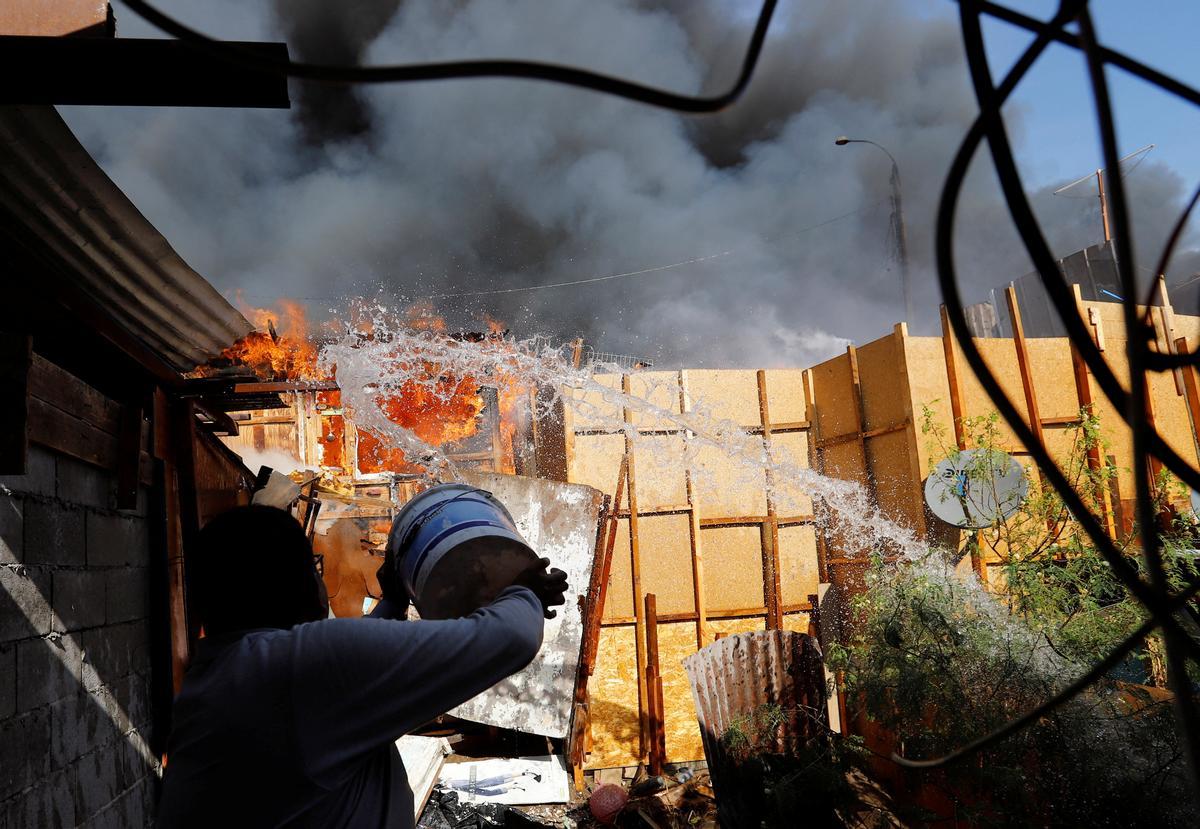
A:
[375, 547, 409, 611]
[511, 557, 569, 619]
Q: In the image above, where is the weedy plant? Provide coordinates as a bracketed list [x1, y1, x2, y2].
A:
[826, 407, 1199, 827]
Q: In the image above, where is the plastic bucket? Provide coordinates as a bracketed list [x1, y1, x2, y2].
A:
[387, 483, 538, 619]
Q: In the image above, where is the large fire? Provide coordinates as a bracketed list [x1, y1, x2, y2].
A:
[207, 297, 525, 476]
[220, 298, 321, 380]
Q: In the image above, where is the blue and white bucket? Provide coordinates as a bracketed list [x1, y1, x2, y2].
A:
[387, 483, 539, 619]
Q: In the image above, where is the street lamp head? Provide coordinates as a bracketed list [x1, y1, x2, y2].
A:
[834, 136, 850, 146]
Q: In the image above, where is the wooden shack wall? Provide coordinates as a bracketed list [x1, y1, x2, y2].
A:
[563, 369, 820, 768]
[808, 302, 1200, 593]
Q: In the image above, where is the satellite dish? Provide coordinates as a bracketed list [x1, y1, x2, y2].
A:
[924, 448, 1028, 529]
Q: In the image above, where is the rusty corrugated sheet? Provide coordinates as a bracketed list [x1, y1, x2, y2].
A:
[0, 106, 253, 373]
[684, 630, 828, 823]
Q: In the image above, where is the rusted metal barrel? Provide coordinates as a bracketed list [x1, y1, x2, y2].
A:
[684, 630, 829, 827]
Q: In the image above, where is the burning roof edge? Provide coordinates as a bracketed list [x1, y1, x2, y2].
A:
[0, 105, 252, 374]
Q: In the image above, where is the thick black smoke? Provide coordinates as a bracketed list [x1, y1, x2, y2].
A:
[62, 0, 1198, 368]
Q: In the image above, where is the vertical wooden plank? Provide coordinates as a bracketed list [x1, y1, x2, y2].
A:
[678, 370, 709, 650]
[891, 324, 929, 539]
[621, 374, 649, 761]
[1005, 286, 1045, 446]
[1175, 338, 1200, 451]
[153, 388, 190, 693]
[845, 345, 880, 506]
[756, 370, 783, 631]
[489, 390, 505, 473]
[1156, 275, 1184, 396]
[116, 402, 143, 510]
[803, 370, 830, 585]
[1071, 287, 1117, 538]
[939, 305, 968, 451]
[643, 593, 665, 776]
[0, 333, 32, 475]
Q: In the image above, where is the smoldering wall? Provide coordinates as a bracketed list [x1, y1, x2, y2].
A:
[61, 0, 1199, 367]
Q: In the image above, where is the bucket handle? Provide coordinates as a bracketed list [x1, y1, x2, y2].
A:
[395, 488, 497, 556]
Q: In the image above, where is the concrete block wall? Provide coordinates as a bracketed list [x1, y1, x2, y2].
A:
[1, 444, 158, 828]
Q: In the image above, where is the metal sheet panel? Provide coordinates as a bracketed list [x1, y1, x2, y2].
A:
[684, 630, 828, 823]
[0, 106, 252, 373]
[449, 471, 604, 738]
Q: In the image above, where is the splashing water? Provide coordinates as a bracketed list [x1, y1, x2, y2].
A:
[321, 305, 1085, 684]
[320, 303, 926, 562]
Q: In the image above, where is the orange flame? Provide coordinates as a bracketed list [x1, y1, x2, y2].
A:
[205, 297, 527, 476]
[208, 297, 323, 380]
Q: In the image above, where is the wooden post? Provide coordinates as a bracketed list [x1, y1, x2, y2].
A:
[939, 305, 968, 451]
[1070, 287, 1117, 538]
[1005, 286, 1045, 447]
[678, 370, 709, 649]
[621, 374, 649, 761]
[0, 333, 32, 475]
[892, 323, 928, 540]
[116, 402, 143, 510]
[1154, 276, 1184, 395]
[756, 370, 784, 631]
[153, 388, 190, 692]
[803, 370, 831, 585]
[643, 593, 666, 776]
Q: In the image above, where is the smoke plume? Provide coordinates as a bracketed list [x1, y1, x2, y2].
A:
[61, 0, 1198, 367]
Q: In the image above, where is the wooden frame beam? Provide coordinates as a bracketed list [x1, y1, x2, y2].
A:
[1, 36, 290, 107]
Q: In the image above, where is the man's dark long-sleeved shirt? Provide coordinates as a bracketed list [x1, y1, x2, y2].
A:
[156, 586, 544, 828]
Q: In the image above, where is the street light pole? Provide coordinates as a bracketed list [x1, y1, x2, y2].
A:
[835, 136, 913, 324]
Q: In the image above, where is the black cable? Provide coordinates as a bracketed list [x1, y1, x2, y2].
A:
[970, 0, 1200, 108]
[1078, 6, 1200, 791]
[958, 0, 1200, 500]
[939, 1, 1200, 654]
[928, 2, 1200, 794]
[118, 0, 778, 113]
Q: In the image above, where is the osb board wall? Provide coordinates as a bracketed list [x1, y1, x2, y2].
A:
[937, 299, 1200, 511]
[588, 616, 787, 769]
[562, 368, 821, 767]
[809, 301, 1200, 605]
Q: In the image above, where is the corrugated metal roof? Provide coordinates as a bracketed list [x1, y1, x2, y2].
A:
[0, 105, 252, 374]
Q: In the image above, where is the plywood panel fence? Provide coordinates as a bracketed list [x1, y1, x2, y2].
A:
[558, 369, 822, 768]
[805, 291, 1200, 594]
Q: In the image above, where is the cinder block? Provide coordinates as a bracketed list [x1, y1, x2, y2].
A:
[86, 514, 150, 568]
[0, 708, 50, 800]
[81, 622, 149, 691]
[90, 684, 132, 742]
[89, 778, 146, 829]
[0, 444, 57, 498]
[24, 501, 85, 567]
[53, 570, 106, 633]
[0, 644, 14, 719]
[0, 565, 52, 644]
[56, 455, 115, 511]
[73, 743, 121, 820]
[104, 568, 148, 625]
[50, 692, 84, 769]
[120, 672, 152, 734]
[0, 496, 21, 564]
[1, 765, 76, 829]
[16, 637, 80, 713]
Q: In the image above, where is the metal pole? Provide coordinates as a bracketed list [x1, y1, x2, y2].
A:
[1096, 168, 1112, 242]
[889, 159, 914, 324]
[836, 137, 912, 323]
